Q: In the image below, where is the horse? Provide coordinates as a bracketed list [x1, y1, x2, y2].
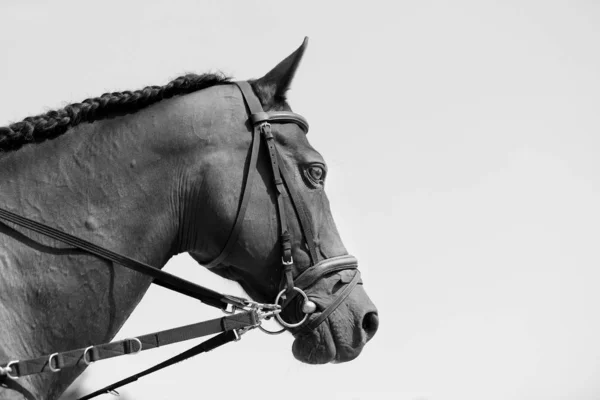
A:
[0, 38, 379, 400]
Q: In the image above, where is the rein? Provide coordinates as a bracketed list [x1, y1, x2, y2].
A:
[0, 81, 361, 398]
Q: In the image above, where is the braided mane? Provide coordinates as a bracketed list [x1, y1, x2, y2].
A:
[0, 73, 231, 153]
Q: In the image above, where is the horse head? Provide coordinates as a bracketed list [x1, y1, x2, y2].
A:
[184, 39, 379, 364]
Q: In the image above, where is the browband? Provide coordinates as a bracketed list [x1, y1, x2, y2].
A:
[251, 111, 309, 133]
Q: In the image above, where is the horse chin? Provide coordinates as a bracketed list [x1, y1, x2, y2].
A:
[291, 318, 363, 364]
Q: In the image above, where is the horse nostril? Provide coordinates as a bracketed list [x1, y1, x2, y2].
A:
[362, 311, 379, 339]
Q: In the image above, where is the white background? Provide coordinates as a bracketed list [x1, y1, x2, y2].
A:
[2, 1, 600, 399]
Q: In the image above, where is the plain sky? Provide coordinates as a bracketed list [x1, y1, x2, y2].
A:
[2, 1, 600, 400]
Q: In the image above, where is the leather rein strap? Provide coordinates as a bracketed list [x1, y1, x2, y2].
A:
[2, 312, 257, 380]
[0, 208, 246, 311]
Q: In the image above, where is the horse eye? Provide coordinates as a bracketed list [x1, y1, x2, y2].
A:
[302, 164, 326, 188]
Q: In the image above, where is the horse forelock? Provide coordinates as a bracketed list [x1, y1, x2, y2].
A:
[0, 73, 232, 153]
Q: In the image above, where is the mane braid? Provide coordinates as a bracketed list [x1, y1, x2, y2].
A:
[0, 73, 231, 153]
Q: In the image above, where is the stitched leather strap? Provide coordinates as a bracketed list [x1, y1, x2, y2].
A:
[294, 255, 359, 289]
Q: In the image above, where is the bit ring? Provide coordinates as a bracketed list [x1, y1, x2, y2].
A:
[274, 287, 310, 328]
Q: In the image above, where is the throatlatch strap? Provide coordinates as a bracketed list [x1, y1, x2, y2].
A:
[78, 331, 237, 400]
[0, 208, 242, 310]
[204, 109, 262, 269]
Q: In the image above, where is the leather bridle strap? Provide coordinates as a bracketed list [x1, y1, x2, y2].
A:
[261, 121, 295, 287]
[305, 270, 361, 331]
[282, 254, 361, 331]
[203, 108, 261, 269]
[276, 152, 319, 264]
[204, 81, 316, 289]
[235, 81, 319, 278]
[0, 208, 246, 310]
[203, 81, 297, 271]
[225, 82, 361, 331]
[294, 255, 359, 289]
[235, 80, 317, 288]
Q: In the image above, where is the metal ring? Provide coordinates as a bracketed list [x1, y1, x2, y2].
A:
[258, 324, 286, 335]
[5, 360, 19, 380]
[82, 346, 95, 365]
[274, 287, 310, 328]
[124, 337, 142, 355]
[48, 353, 61, 373]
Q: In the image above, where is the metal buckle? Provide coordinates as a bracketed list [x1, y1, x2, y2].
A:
[48, 353, 62, 373]
[282, 256, 294, 266]
[260, 122, 273, 139]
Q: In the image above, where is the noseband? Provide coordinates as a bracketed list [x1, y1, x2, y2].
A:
[204, 81, 362, 331]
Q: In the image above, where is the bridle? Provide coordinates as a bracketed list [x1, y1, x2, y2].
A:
[207, 81, 362, 330]
[0, 81, 362, 397]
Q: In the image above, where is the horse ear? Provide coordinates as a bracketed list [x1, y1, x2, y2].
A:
[253, 37, 308, 109]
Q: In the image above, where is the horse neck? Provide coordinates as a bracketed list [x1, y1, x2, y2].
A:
[0, 95, 206, 399]
[0, 101, 184, 267]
